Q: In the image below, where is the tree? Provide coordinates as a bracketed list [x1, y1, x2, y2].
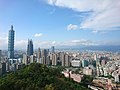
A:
[0, 63, 90, 90]
[45, 84, 55, 90]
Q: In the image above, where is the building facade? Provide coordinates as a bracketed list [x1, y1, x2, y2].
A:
[27, 39, 33, 56]
[51, 46, 55, 53]
[8, 25, 15, 59]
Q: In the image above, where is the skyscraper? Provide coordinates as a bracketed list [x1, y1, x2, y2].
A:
[37, 48, 41, 59]
[41, 49, 49, 64]
[8, 25, 15, 59]
[51, 46, 55, 53]
[65, 54, 70, 66]
[61, 53, 65, 66]
[37, 48, 42, 63]
[27, 39, 33, 56]
[52, 53, 57, 65]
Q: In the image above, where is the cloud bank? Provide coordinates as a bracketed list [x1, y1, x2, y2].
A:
[46, 0, 120, 31]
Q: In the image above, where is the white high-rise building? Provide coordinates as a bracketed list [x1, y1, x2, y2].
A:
[22, 54, 29, 65]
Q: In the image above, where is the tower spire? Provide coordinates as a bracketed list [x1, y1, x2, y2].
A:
[11, 25, 13, 30]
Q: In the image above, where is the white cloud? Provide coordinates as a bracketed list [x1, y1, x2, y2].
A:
[0, 37, 120, 50]
[91, 30, 107, 34]
[67, 24, 78, 30]
[48, 0, 57, 5]
[47, 0, 120, 31]
[71, 40, 81, 43]
[47, 0, 102, 12]
[70, 39, 96, 46]
[34, 33, 43, 37]
[52, 41, 56, 45]
[14, 39, 97, 49]
[15, 40, 27, 50]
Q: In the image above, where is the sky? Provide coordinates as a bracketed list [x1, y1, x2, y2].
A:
[0, 0, 120, 50]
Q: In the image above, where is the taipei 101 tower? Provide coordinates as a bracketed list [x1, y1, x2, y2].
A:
[8, 25, 15, 59]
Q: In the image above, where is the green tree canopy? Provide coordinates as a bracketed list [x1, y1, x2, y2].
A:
[0, 63, 90, 90]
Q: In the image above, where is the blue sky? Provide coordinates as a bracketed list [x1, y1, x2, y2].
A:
[0, 0, 120, 49]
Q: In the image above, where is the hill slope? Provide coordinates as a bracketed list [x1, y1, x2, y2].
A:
[0, 63, 90, 90]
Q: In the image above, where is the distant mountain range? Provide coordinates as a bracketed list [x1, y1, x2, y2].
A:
[56, 45, 120, 52]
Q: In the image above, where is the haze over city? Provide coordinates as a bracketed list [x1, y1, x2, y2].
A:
[0, 0, 120, 50]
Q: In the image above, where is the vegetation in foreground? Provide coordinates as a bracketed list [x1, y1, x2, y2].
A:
[0, 63, 90, 90]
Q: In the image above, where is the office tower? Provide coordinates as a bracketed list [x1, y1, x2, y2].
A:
[37, 48, 41, 59]
[41, 49, 48, 57]
[46, 55, 50, 65]
[27, 39, 33, 56]
[61, 53, 65, 66]
[51, 46, 55, 53]
[60, 53, 70, 66]
[52, 54, 57, 65]
[37, 48, 42, 63]
[41, 49, 49, 64]
[82, 59, 89, 67]
[65, 54, 70, 66]
[8, 25, 15, 59]
[41, 56, 45, 64]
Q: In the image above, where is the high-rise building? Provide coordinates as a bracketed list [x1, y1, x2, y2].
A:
[52, 53, 57, 65]
[65, 54, 70, 66]
[8, 25, 15, 59]
[37, 48, 41, 59]
[22, 54, 29, 65]
[27, 39, 33, 56]
[37, 48, 42, 63]
[41, 49, 48, 57]
[51, 46, 55, 53]
[60, 53, 70, 66]
[41, 49, 49, 64]
[61, 53, 65, 66]
[46, 55, 50, 65]
[82, 59, 89, 67]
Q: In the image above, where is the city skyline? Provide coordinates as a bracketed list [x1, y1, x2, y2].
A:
[0, 0, 120, 50]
